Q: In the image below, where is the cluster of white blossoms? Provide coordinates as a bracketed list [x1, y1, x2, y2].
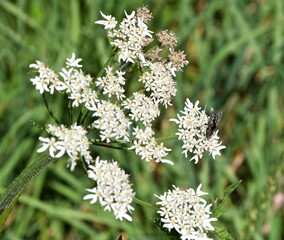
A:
[95, 10, 153, 64]
[96, 10, 180, 107]
[83, 157, 135, 221]
[30, 6, 225, 232]
[37, 124, 92, 171]
[94, 9, 188, 164]
[30, 53, 99, 109]
[139, 61, 177, 107]
[129, 126, 172, 165]
[31, 8, 187, 165]
[155, 185, 217, 240]
[89, 100, 131, 143]
[122, 92, 160, 126]
[29, 61, 65, 94]
[59, 54, 99, 108]
[170, 99, 226, 164]
[96, 66, 126, 100]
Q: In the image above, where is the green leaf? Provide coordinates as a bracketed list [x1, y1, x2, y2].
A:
[212, 180, 242, 219]
[213, 225, 235, 240]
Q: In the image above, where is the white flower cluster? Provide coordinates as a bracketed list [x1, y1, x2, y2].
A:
[59, 54, 98, 108]
[96, 11, 153, 64]
[31, 6, 193, 166]
[122, 92, 160, 126]
[37, 124, 92, 171]
[83, 157, 135, 221]
[89, 100, 131, 143]
[29, 61, 65, 94]
[96, 11, 178, 108]
[129, 126, 173, 165]
[96, 66, 126, 100]
[170, 99, 226, 163]
[30, 7, 224, 229]
[30, 53, 99, 109]
[31, 7, 226, 169]
[94, 10, 182, 164]
[155, 185, 216, 240]
[139, 62, 177, 107]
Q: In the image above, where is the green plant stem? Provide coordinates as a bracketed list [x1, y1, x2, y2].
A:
[42, 93, 60, 124]
[156, 135, 178, 142]
[133, 197, 158, 210]
[95, 51, 117, 81]
[90, 135, 178, 151]
[90, 140, 130, 151]
[0, 154, 56, 230]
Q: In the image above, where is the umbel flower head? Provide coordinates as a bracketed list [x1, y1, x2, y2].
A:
[37, 124, 92, 171]
[95, 10, 153, 64]
[88, 100, 131, 143]
[170, 99, 226, 163]
[155, 185, 217, 240]
[83, 157, 135, 221]
[129, 126, 173, 165]
[30, 53, 99, 109]
[28, 6, 227, 231]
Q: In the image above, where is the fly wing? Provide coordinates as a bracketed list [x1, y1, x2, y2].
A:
[215, 111, 223, 126]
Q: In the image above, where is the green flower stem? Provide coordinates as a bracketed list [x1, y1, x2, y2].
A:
[133, 197, 158, 210]
[90, 135, 178, 151]
[95, 51, 117, 85]
[156, 135, 178, 143]
[0, 154, 56, 230]
[42, 93, 60, 124]
[90, 140, 130, 151]
[68, 100, 74, 124]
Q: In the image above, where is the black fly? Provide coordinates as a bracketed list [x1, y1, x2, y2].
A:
[206, 108, 222, 138]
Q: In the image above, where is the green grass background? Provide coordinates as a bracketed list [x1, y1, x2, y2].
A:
[0, 0, 283, 239]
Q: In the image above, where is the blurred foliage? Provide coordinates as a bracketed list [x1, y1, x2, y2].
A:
[0, 0, 283, 239]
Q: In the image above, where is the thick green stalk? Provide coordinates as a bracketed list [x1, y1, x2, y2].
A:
[0, 154, 56, 230]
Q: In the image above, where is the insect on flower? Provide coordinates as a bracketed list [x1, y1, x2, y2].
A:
[206, 108, 222, 138]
